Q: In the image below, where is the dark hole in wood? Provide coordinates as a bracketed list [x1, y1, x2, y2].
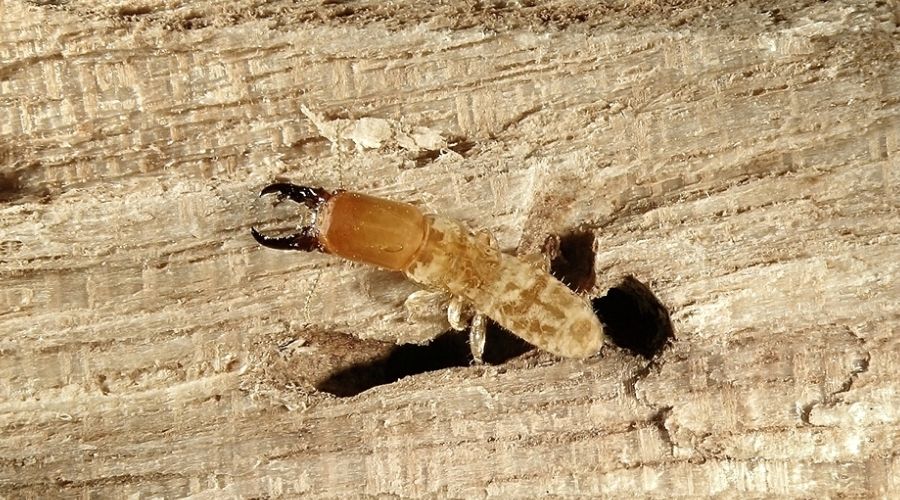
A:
[0, 171, 23, 203]
[315, 238, 669, 397]
[549, 230, 596, 293]
[315, 322, 533, 397]
[592, 276, 674, 359]
[412, 139, 476, 167]
[0, 169, 51, 203]
[315, 330, 469, 397]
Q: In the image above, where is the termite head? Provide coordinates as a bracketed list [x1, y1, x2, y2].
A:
[251, 183, 332, 252]
[251, 182, 428, 271]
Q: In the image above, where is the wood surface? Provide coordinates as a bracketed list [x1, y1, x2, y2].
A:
[1, 0, 898, 497]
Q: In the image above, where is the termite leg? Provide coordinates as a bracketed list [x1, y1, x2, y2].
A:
[463, 229, 501, 363]
[448, 296, 486, 363]
[469, 313, 487, 364]
[251, 183, 332, 252]
[447, 296, 472, 331]
[403, 290, 450, 324]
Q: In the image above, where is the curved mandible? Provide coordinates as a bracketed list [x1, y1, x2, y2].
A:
[250, 183, 332, 252]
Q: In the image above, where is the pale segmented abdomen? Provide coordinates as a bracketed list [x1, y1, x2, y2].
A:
[404, 217, 604, 358]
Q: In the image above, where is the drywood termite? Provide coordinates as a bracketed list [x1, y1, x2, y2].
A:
[251, 182, 604, 360]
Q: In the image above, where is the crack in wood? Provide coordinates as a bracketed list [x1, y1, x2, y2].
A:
[798, 327, 872, 426]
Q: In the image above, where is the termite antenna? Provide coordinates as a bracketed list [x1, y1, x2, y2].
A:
[251, 183, 332, 252]
[303, 268, 324, 321]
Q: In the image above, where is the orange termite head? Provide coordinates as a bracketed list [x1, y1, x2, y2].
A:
[251, 182, 428, 271]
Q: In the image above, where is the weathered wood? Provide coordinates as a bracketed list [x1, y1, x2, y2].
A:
[1, 0, 897, 497]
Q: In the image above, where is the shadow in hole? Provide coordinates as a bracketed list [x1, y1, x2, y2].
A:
[549, 230, 596, 294]
[316, 232, 673, 397]
[315, 324, 533, 397]
[0, 169, 51, 204]
[412, 138, 477, 168]
[551, 231, 672, 358]
[592, 276, 674, 359]
[0, 171, 23, 203]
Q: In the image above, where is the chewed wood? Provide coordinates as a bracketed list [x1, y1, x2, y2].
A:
[406, 216, 603, 358]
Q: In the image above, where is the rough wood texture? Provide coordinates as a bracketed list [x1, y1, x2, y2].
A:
[1, 0, 898, 497]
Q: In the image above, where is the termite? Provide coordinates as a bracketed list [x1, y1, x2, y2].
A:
[251, 182, 604, 360]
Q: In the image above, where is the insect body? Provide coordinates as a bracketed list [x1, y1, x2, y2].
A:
[252, 183, 604, 359]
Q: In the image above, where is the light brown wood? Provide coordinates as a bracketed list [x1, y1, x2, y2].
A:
[1, 0, 897, 497]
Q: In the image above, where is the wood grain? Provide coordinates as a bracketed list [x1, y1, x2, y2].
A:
[1, 0, 897, 497]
